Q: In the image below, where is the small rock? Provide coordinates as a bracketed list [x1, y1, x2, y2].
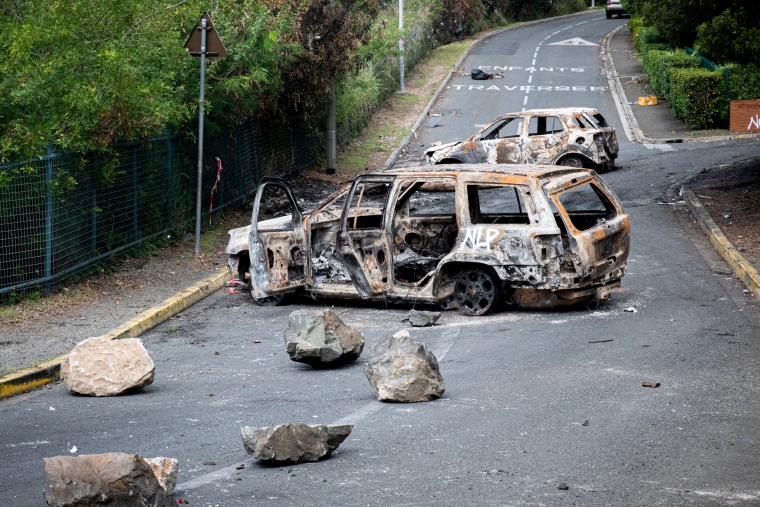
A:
[364, 330, 445, 402]
[60, 337, 154, 396]
[43, 453, 174, 507]
[407, 309, 441, 327]
[241, 423, 353, 464]
[143, 457, 179, 493]
[284, 309, 364, 367]
[558, 482, 569, 490]
[641, 381, 660, 388]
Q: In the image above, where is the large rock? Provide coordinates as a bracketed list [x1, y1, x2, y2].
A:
[408, 309, 441, 327]
[284, 309, 364, 367]
[43, 453, 175, 507]
[142, 457, 178, 493]
[241, 423, 353, 464]
[364, 330, 445, 402]
[60, 337, 155, 396]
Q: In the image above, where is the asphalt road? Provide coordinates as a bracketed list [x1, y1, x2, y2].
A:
[3, 11, 760, 506]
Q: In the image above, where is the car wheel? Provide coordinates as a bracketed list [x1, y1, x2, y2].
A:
[559, 155, 584, 168]
[252, 293, 286, 306]
[453, 268, 501, 316]
[606, 12, 611, 19]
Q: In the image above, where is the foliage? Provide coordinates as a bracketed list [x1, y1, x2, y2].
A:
[549, 0, 588, 16]
[669, 67, 726, 128]
[695, 7, 760, 66]
[633, 26, 662, 53]
[277, 0, 381, 119]
[723, 64, 760, 102]
[645, 50, 700, 100]
[0, 0, 197, 162]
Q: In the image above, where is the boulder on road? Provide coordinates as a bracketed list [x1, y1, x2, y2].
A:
[284, 309, 364, 367]
[241, 423, 353, 464]
[60, 337, 155, 396]
[408, 309, 441, 327]
[142, 457, 178, 493]
[365, 330, 445, 402]
[43, 452, 175, 507]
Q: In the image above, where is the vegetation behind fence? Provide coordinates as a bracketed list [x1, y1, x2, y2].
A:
[0, 119, 319, 299]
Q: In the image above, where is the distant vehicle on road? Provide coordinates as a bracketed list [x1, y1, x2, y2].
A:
[605, 0, 627, 18]
[226, 165, 630, 315]
[424, 107, 619, 172]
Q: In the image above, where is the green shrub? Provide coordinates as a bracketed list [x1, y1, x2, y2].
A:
[634, 26, 662, 53]
[645, 50, 701, 100]
[627, 16, 644, 35]
[669, 68, 726, 129]
[724, 64, 760, 101]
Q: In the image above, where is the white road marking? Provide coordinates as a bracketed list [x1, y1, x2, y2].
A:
[549, 37, 599, 46]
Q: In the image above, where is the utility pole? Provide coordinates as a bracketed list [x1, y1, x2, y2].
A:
[399, 0, 405, 93]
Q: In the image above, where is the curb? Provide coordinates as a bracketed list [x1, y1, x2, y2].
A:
[0, 270, 231, 400]
[683, 189, 760, 300]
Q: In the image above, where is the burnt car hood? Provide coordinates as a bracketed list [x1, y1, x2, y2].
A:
[425, 141, 462, 158]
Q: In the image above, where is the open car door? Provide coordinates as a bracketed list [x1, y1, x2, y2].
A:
[337, 175, 394, 297]
[546, 173, 629, 280]
[248, 178, 306, 299]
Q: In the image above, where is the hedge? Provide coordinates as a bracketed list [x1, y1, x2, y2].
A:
[724, 63, 760, 101]
[669, 67, 726, 128]
[646, 49, 701, 101]
[634, 26, 662, 53]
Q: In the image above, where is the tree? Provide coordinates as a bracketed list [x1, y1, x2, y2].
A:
[0, 0, 199, 161]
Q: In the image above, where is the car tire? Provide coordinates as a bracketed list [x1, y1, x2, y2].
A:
[558, 155, 585, 168]
[606, 11, 611, 19]
[453, 268, 501, 316]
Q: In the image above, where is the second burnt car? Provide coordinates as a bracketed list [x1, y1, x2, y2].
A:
[425, 107, 618, 172]
[227, 165, 630, 315]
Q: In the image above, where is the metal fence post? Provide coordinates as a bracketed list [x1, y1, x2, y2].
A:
[44, 145, 54, 295]
[166, 132, 175, 230]
[132, 146, 138, 242]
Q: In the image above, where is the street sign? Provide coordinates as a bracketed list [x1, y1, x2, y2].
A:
[184, 12, 227, 58]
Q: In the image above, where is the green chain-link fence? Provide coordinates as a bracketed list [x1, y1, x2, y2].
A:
[0, 118, 320, 298]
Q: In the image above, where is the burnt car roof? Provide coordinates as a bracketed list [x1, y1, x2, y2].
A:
[380, 163, 592, 180]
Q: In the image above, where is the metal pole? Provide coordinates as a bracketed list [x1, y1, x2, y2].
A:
[44, 145, 53, 295]
[399, 0, 405, 93]
[326, 73, 336, 175]
[195, 18, 207, 255]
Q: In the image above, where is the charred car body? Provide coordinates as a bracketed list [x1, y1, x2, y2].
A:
[425, 107, 619, 172]
[227, 165, 630, 315]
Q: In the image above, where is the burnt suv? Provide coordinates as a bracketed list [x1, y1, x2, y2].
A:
[227, 165, 630, 315]
[425, 107, 618, 172]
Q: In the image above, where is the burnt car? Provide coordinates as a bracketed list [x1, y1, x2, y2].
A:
[425, 107, 618, 172]
[226, 165, 629, 315]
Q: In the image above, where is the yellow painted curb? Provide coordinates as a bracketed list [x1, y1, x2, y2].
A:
[683, 190, 760, 299]
[0, 269, 231, 400]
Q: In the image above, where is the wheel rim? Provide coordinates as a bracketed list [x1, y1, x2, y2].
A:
[560, 155, 583, 168]
[454, 270, 498, 316]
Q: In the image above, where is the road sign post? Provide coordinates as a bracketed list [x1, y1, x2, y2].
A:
[184, 13, 227, 255]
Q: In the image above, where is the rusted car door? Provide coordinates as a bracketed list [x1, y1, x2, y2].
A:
[249, 178, 306, 297]
[546, 174, 629, 279]
[477, 116, 524, 164]
[522, 115, 568, 165]
[337, 176, 394, 297]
